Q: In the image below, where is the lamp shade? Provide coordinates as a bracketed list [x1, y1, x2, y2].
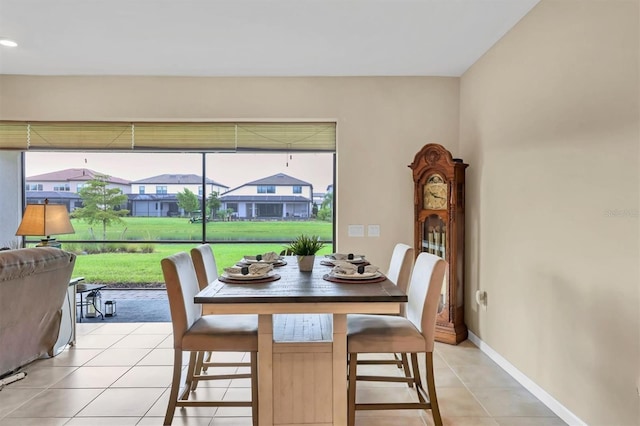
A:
[15, 200, 75, 237]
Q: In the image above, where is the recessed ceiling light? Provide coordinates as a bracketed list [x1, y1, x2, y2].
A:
[0, 38, 18, 47]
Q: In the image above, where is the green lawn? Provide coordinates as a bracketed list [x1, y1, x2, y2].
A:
[63, 217, 332, 241]
[55, 218, 333, 286]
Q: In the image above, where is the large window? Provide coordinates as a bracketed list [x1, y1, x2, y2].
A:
[23, 150, 335, 283]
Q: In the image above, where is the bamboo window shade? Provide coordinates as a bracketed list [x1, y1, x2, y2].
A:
[0, 122, 336, 152]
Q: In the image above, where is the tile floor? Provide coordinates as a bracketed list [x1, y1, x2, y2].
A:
[0, 322, 566, 426]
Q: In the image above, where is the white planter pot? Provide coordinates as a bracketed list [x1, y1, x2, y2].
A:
[296, 255, 315, 272]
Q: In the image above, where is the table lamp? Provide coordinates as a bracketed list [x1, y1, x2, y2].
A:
[15, 198, 75, 248]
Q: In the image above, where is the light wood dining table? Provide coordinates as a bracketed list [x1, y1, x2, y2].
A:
[194, 256, 407, 426]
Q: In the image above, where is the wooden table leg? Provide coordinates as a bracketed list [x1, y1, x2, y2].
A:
[258, 314, 274, 426]
[332, 314, 347, 426]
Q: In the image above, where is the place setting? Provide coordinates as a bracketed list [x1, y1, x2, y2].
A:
[321, 252, 369, 267]
[220, 262, 281, 284]
[236, 251, 288, 267]
[323, 261, 386, 284]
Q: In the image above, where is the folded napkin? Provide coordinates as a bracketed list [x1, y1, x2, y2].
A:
[224, 263, 274, 276]
[329, 253, 364, 261]
[244, 251, 280, 262]
[331, 261, 378, 275]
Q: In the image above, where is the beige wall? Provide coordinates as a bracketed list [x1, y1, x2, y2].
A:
[460, 1, 639, 424]
[0, 76, 459, 266]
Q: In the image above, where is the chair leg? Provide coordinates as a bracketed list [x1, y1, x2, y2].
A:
[347, 353, 358, 426]
[179, 351, 198, 400]
[190, 351, 205, 391]
[400, 353, 414, 388]
[202, 351, 212, 372]
[251, 351, 259, 426]
[164, 348, 183, 425]
[425, 352, 442, 426]
[410, 353, 426, 404]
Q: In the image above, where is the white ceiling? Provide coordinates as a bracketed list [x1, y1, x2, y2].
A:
[0, 0, 539, 77]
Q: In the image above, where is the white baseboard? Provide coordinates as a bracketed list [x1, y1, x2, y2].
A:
[467, 331, 585, 426]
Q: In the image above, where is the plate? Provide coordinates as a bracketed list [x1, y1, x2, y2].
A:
[331, 271, 381, 280]
[325, 255, 367, 264]
[243, 258, 283, 264]
[222, 271, 273, 281]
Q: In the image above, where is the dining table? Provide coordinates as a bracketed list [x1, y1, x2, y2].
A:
[194, 255, 407, 426]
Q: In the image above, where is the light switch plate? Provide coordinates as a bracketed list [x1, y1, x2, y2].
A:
[347, 224, 365, 237]
[367, 225, 380, 237]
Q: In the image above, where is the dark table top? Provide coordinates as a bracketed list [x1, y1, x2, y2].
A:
[195, 256, 407, 305]
[76, 283, 107, 293]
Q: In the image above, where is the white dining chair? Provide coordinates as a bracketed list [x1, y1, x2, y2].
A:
[161, 251, 259, 425]
[189, 244, 254, 391]
[355, 243, 415, 383]
[346, 252, 446, 426]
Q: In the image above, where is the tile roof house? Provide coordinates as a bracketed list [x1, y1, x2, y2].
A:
[220, 173, 313, 219]
[25, 168, 130, 211]
[129, 174, 228, 217]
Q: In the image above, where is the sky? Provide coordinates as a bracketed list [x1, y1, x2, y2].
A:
[25, 152, 334, 192]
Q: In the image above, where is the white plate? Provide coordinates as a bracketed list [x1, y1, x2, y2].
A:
[223, 272, 272, 281]
[331, 271, 381, 280]
[243, 258, 282, 264]
[325, 255, 366, 264]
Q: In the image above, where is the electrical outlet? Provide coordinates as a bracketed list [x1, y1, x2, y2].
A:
[475, 290, 487, 311]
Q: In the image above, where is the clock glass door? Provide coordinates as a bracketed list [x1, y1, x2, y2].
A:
[421, 214, 447, 315]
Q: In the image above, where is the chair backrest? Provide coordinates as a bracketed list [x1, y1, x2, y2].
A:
[386, 243, 414, 292]
[405, 252, 448, 352]
[386, 243, 414, 316]
[191, 244, 218, 290]
[161, 252, 203, 348]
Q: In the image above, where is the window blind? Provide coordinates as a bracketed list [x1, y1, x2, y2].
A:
[0, 121, 336, 152]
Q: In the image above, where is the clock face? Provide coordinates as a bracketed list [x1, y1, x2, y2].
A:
[423, 175, 447, 210]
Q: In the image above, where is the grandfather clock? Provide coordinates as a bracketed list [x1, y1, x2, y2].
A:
[409, 143, 468, 344]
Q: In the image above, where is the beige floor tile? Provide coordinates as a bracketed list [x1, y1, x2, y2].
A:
[208, 418, 255, 426]
[65, 417, 140, 425]
[157, 335, 175, 348]
[6, 388, 103, 418]
[88, 323, 144, 335]
[111, 365, 174, 388]
[436, 387, 490, 417]
[355, 415, 427, 425]
[450, 365, 521, 388]
[137, 348, 190, 366]
[215, 388, 253, 417]
[72, 334, 126, 349]
[51, 366, 130, 388]
[0, 417, 69, 425]
[111, 334, 168, 349]
[84, 348, 152, 367]
[435, 342, 498, 368]
[0, 388, 44, 418]
[469, 388, 557, 417]
[130, 322, 173, 335]
[138, 416, 213, 425]
[423, 416, 500, 426]
[35, 348, 104, 367]
[494, 417, 567, 425]
[355, 386, 419, 404]
[9, 365, 77, 388]
[75, 388, 164, 417]
[146, 387, 221, 417]
[75, 323, 107, 335]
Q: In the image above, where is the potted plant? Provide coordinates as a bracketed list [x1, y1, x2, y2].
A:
[286, 234, 325, 272]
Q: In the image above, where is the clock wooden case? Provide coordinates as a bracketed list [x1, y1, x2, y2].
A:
[409, 143, 468, 344]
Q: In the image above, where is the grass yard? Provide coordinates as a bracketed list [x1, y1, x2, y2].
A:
[72, 243, 333, 286]
[65, 217, 333, 241]
[58, 218, 333, 286]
